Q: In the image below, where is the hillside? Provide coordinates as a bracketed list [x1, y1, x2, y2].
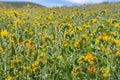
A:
[0, 2, 44, 8]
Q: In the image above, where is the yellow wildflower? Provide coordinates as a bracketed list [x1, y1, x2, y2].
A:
[14, 18, 20, 25]
[71, 66, 82, 76]
[71, 68, 77, 76]
[79, 56, 85, 64]
[114, 39, 120, 47]
[40, 52, 46, 57]
[82, 33, 87, 38]
[73, 40, 80, 49]
[101, 23, 105, 28]
[56, 54, 62, 60]
[93, 29, 97, 33]
[77, 26, 83, 31]
[32, 59, 39, 72]
[38, 52, 47, 64]
[0, 47, 5, 54]
[62, 40, 69, 47]
[114, 23, 119, 28]
[0, 30, 8, 39]
[0, 47, 3, 52]
[101, 68, 110, 78]
[115, 51, 120, 57]
[110, 31, 117, 36]
[9, 34, 14, 43]
[91, 18, 97, 24]
[103, 36, 111, 42]
[5, 76, 13, 80]
[101, 33, 111, 42]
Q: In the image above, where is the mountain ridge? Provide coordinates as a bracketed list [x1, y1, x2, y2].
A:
[0, 1, 45, 8]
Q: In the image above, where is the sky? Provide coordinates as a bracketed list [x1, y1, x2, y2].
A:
[0, 0, 120, 7]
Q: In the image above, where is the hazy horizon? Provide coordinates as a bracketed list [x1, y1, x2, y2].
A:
[0, 0, 119, 7]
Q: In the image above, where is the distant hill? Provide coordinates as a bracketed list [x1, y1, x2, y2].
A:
[0, 2, 45, 8]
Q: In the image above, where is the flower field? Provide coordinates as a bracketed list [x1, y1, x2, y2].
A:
[0, 2, 120, 80]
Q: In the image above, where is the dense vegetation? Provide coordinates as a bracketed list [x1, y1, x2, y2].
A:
[0, 2, 120, 80]
[0, 2, 44, 8]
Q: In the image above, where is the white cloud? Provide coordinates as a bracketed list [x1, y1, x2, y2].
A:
[43, 3, 64, 7]
[63, 0, 109, 4]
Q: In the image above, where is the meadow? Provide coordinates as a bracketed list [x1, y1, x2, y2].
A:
[0, 2, 120, 80]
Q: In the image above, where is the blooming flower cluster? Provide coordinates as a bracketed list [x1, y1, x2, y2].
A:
[0, 2, 120, 80]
